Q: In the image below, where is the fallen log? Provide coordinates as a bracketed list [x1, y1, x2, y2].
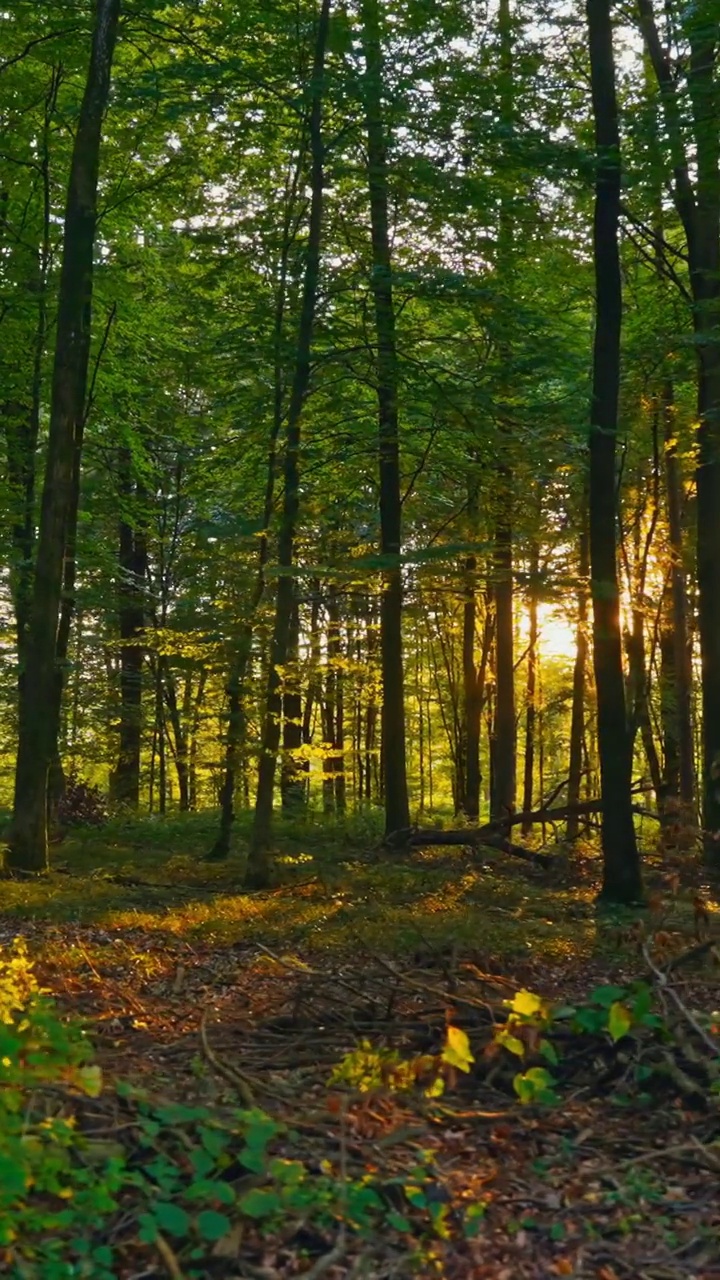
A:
[386, 798, 662, 869]
[387, 827, 553, 867]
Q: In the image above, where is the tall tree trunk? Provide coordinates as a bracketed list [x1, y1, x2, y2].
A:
[164, 669, 190, 811]
[207, 125, 310, 861]
[360, 0, 410, 837]
[490, 0, 516, 822]
[567, 522, 589, 841]
[460, 471, 483, 818]
[281, 598, 305, 815]
[8, 0, 122, 873]
[245, 0, 330, 887]
[334, 615, 346, 815]
[661, 380, 695, 807]
[637, 0, 719, 856]
[110, 448, 147, 808]
[522, 539, 540, 834]
[587, 0, 642, 902]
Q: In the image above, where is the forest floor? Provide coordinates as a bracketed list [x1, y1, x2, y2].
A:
[2, 812, 720, 1279]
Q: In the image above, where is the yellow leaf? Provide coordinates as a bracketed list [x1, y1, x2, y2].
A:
[511, 989, 543, 1017]
[442, 1025, 474, 1073]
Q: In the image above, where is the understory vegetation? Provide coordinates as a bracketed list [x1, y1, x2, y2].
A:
[0, 817, 718, 1277]
[1, 0, 720, 1273]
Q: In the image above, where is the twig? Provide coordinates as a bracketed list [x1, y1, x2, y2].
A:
[155, 1232, 185, 1280]
[616, 1140, 717, 1171]
[199, 1010, 256, 1107]
[301, 1232, 347, 1279]
[370, 952, 497, 1017]
[641, 944, 720, 1057]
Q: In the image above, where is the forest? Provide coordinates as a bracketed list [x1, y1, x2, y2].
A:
[0, 0, 719, 1276]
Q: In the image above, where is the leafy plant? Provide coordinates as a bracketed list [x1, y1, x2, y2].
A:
[57, 776, 108, 830]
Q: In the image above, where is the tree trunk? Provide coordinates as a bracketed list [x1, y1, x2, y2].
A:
[460, 472, 484, 818]
[566, 522, 589, 841]
[661, 381, 695, 810]
[164, 668, 190, 811]
[360, 0, 410, 838]
[281, 597, 305, 815]
[637, 0, 719, 857]
[587, 0, 642, 902]
[245, 0, 330, 887]
[110, 448, 147, 808]
[490, 0, 516, 823]
[8, 0, 122, 873]
[522, 539, 540, 834]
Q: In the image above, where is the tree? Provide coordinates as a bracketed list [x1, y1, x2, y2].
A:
[245, 0, 332, 887]
[360, 0, 410, 837]
[8, 0, 122, 873]
[586, 0, 643, 903]
[637, 0, 719, 857]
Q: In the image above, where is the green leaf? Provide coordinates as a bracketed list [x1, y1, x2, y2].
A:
[591, 984, 627, 1008]
[154, 1202, 190, 1237]
[497, 1030, 525, 1056]
[196, 1209, 233, 1240]
[238, 1188, 281, 1219]
[387, 1209, 411, 1231]
[76, 1064, 103, 1097]
[539, 1039, 559, 1064]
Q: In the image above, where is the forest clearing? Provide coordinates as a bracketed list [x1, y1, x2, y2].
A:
[1, 0, 720, 1275]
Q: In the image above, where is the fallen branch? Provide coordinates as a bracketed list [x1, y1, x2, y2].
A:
[391, 827, 553, 867]
[641, 944, 720, 1058]
[388, 797, 663, 867]
[199, 1009, 256, 1107]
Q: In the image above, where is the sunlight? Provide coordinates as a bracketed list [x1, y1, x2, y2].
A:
[538, 604, 577, 662]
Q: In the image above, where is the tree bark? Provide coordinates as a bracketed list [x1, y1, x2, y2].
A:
[110, 447, 147, 808]
[8, 0, 122, 873]
[281, 597, 305, 815]
[587, 0, 642, 902]
[637, 0, 719, 857]
[360, 0, 411, 837]
[522, 538, 540, 833]
[490, 0, 516, 823]
[661, 382, 695, 809]
[566, 520, 589, 841]
[245, 0, 331, 887]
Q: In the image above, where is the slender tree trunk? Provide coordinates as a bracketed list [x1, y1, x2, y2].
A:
[360, 0, 410, 837]
[662, 382, 695, 807]
[208, 127, 310, 860]
[522, 540, 540, 834]
[164, 670, 190, 811]
[301, 587, 321, 805]
[245, 0, 331, 886]
[490, 0, 516, 822]
[8, 0, 122, 873]
[461, 471, 483, 818]
[587, 0, 642, 902]
[637, 0, 719, 855]
[567, 522, 589, 841]
[188, 668, 206, 810]
[110, 448, 147, 807]
[281, 597, 305, 814]
[333, 595, 346, 814]
[685, 6, 720, 860]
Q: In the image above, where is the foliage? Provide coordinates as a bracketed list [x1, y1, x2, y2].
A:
[0, 939, 477, 1276]
[56, 777, 109, 831]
